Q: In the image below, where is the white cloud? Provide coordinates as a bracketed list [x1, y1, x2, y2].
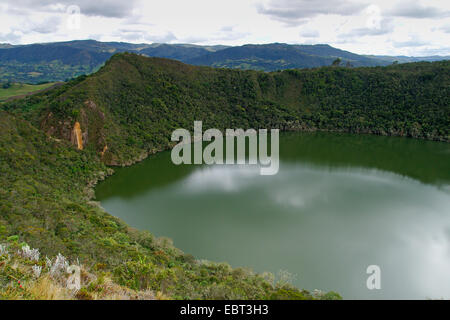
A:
[24, 16, 63, 34]
[0, 31, 21, 43]
[387, 1, 450, 19]
[256, 0, 368, 26]
[0, 0, 448, 56]
[8, 0, 140, 18]
[440, 25, 450, 34]
[339, 18, 394, 38]
[299, 30, 320, 38]
[393, 37, 428, 49]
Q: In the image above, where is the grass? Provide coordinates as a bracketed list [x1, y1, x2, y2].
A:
[0, 239, 337, 300]
[0, 241, 160, 300]
[0, 82, 58, 102]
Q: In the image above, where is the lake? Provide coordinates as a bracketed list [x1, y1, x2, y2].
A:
[96, 132, 450, 299]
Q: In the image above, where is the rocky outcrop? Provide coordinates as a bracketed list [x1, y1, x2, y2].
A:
[41, 100, 108, 154]
[71, 122, 83, 150]
[100, 145, 108, 157]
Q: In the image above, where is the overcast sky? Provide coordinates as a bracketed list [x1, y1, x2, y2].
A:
[0, 0, 449, 56]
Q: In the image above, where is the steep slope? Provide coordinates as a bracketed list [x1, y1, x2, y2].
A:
[2, 54, 359, 299]
[0, 107, 334, 300]
[1, 53, 448, 299]
[4, 53, 447, 166]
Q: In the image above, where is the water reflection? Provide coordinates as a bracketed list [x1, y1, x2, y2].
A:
[96, 132, 450, 299]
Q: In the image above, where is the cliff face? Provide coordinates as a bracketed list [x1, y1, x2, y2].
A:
[71, 121, 83, 150]
[41, 99, 108, 158]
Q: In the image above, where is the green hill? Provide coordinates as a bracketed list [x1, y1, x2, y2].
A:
[1, 53, 449, 299]
[2, 40, 448, 84]
[5, 53, 447, 163]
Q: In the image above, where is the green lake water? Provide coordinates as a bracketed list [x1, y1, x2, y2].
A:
[96, 132, 450, 299]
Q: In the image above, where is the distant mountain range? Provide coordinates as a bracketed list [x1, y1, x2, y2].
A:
[0, 40, 448, 83]
[185, 43, 383, 70]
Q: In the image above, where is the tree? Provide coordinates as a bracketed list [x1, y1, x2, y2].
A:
[2, 81, 12, 89]
[332, 58, 342, 67]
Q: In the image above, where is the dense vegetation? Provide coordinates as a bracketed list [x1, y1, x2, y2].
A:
[0, 53, 448, 299]
[5, 53, 447, 164]
[2, 40, 447, 83]
[0, 109, 336, 299]
[186, 43, 385, 70]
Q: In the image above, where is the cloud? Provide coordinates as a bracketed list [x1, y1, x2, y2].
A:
[440, 25, 450, 34]
[299, 30, 319, 38]
[145, 32, 177, 43]
[0, 0, 449, 56]
[0, 15, 62, 44]
[393, 39, 428, 48]
[29, 16, 62, 34]
[256, 0, 368, 26]
[180, 33, 249, 44]
[6, 0, 139, 18]
[339, 18, 394, 38]
[118, 30, 147, 41]
[387, 1, 450, 19]
[220, 26, 234, 32]
[217, 26, 250, 41]
[116, 29, 177, 43]
[0, 32, 21, 43]
[180, 26, 250, 44]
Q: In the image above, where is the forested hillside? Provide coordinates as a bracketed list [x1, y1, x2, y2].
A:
[4, 53, 447, 165]
[3, 107, 340, 299]
[1, 54, 448, 299]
